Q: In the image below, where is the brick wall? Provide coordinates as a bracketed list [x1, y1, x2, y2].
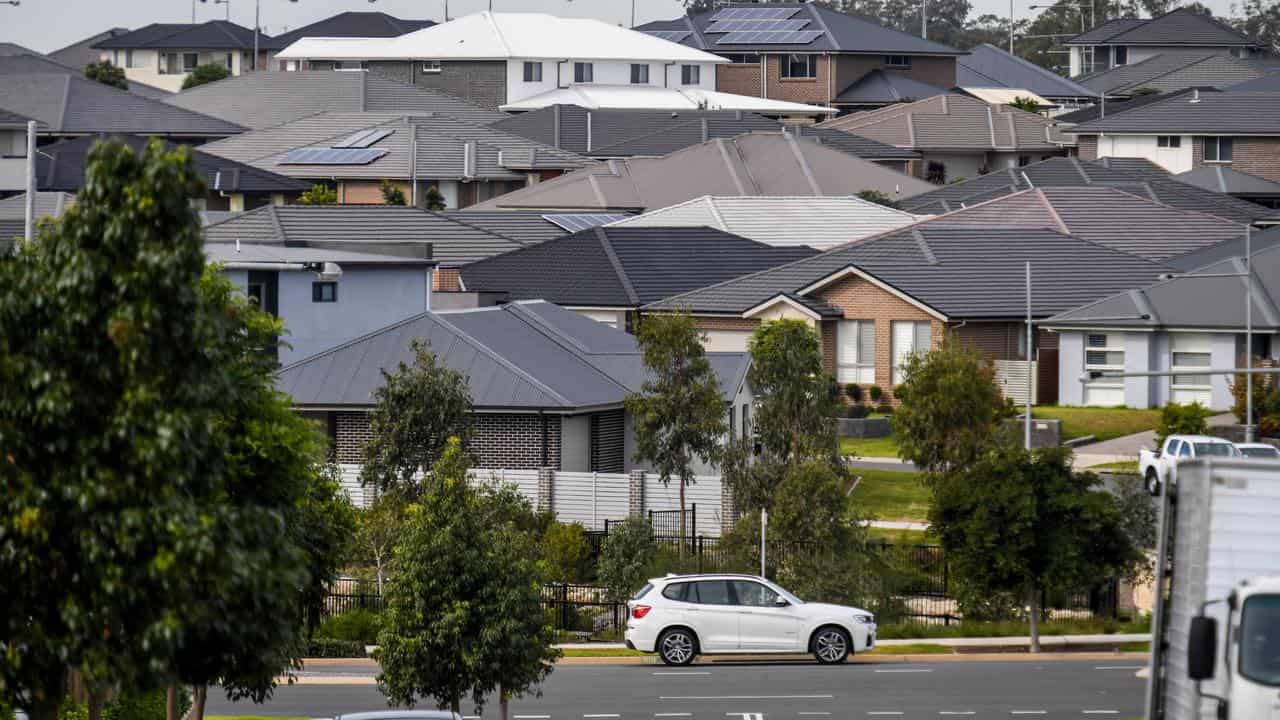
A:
[821, 319, 837, 376]
[434, 268, 462, 292]
[334, 411, 373, 464]
[339, 180, 409, 205]
[833, 55, 956, 96]
[1076, 135, 1098, 160]
[1203, 137, 1280, 183]
[369, 60, 507, 111]
[331, 410, 562, 469]
[691, 315, 761, 332]
[717, 63, 762, 97]
[764, 54, 834, 106]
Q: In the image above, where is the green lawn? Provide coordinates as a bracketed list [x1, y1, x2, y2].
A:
[1088, 460, 1140, 473]
[865, 526, 930, 543]
[868, 643, 952, 655]
[848, 468, 930, 522]
[1032, 406, 1160, 442]
[560, 647, 648, 657]
[839, 435, 902, 458]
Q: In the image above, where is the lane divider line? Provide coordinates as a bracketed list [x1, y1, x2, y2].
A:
[798, 713, 832, 716]
[938, 712, 976, 716]
[658, 695, 835, 700]
[874, 669, 934, 673]
[866, 713, 904, 716]
[1011, 712, 1048, 715]
[652, 672, 712, 676]
[583, 715, 620, 718]
[1082, 712, 1119, 716]
[1094, 666, 1142, 670]
[653, 714, 692, 718]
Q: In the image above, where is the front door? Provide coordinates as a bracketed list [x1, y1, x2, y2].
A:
[685, 580, 739, 651]
[732, 580, 803, 650]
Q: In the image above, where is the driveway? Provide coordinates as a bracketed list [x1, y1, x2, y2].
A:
[1074, 412, 1236, 468]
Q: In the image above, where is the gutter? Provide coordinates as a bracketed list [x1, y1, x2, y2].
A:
[221, 261, 307, 270]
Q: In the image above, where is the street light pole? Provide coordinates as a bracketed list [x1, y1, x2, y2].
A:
[1246, 226, 1255, 443]
[921, 0, 928, 39]
[1025, 261, 1033, 450]
[1009, 0, 1014, 54]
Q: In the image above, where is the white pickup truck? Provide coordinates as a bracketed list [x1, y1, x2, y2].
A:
[1139, 434, 1239, 494]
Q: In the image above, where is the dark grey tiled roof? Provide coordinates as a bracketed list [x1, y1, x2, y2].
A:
[267, 12, 433, 49]
[0, 108, 36, 126]
[441, 211, 637, 245]
[636, 3, 963, 55]
[1225, 71, 1280, 91]
[1065, 9, 1256, 46]
[0, 42, 40, 56]
[1077, 52, 1271, 95]
[94, 21, 272, 50]
[48, 28, 130, 69]
[460, 226, 818, 308]
[833, 69, 945, 105]
[0, 52, 175, 100]
[276, 300, 749, 410]
[1063, 18, 1146, 46]
[490, 105, 780, 156]
[1165, 228, 1280, 271]
[1070, 90, 1280, 134]
[1175, 166, 1280, 196]
[1054, 87, 1205, 123]
[0, 191, 75, 220]
[956, 44, 1096, 100]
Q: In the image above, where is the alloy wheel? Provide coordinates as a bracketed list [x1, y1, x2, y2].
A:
[814, 628, 848, 664]
[660, 630, 695, 665]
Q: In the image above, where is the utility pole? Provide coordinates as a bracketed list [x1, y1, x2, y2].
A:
[921, 0, 927, 39]
[1009, 0, 1014, 54]
[1025, 261, 1033, 450]
[23, 120, 35, 246]
[1246, 226, 1255, 443]
[760, 508, 768, 578]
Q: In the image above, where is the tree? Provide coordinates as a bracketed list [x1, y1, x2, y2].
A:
[893, 339, 1013, 482]
[355, 490, 412, 595]
[929, 442, 1140, 651]
[84, 60, 127, 90]
[380, 180, 407, 206]
[1232, 0, 1280, 53]
[1232, 360, 1280, 437]
[424, 185, 447, 211]
[747, 319, 840, 468]
[1154, 401, 1212, 448]
[361, 339, 473, 493]
[625, 312, 727, 542]
[181, 63, 231, 90]
[596, 518, 658, 602]
[856, 189, 901, 209]
[298, 184, 338, 205]
[682, 0, 716, 14]
[376, 439, 559, 717]
[1008, 96, 1042, 113]
[541, 522, 591, 583]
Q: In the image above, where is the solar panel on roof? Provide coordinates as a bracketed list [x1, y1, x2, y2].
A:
[644, 29, 693, 43]
[710, 6, 801, 20]
[280, 147, 389, 165]
[716, 30, 824, 44]
[706, 18, 811, 33]
[542, 213, 631, 233]
[333, 128, 394, 149]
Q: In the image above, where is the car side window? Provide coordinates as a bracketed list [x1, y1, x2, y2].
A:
[1165, 440, 1180, 457]
[693, 580, 733, 605]
[731, 580, 780, 607]
[662, 582, 690, 602]
[1178, 442, 1193, 457]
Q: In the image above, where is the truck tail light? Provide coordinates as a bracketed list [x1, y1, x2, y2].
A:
[632, 605, 651, 619]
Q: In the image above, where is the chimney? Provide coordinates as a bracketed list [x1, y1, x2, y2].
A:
[1190, 88, 1201, 103]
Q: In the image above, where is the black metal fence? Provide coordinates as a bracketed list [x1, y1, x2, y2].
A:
[322, 577, 385, 617]
[541, 583, 627, 640]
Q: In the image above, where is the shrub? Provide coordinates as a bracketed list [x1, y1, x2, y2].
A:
[869, 385, 884, 402]
[1154, 401, 1212, 448]
[84, 60, 127, 90]
[1231, 364, 1280, 437]
[876, 403, 894, 415]
[317, 607, 383, 645]
[892, 384, 908, 402]
[380, 179, 407, 206]
[597, 517, 657, 602]
[299, 183, 338, 205]
[844, 383, 863, 403]
[846, 404, 869, 419]
[307, 637, 367, 657]
[542, 521, 592, 583]
[57, 690, 187, 720]
[181, 62, 231, 89]
[856, 189, 900, 209]
[424, 184, 447, 211]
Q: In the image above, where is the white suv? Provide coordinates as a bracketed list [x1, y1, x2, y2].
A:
[624, 573, 876, 665]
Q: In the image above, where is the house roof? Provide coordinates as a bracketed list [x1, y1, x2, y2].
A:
[605, 195, 924, 249]
[1175, 166, 1280, 197]
[0, 72, 242, 136]
[1069, 90, 1280, 135]
[202, 204, 528, 266]
[462, 133, 935, 212]
[30, 134, 309, 194]
[1054, 86, 1206, 123]
[1076, 52, 1273, 96]
[439, 211, 628, 245]
[1225, 71, 1280, 91]
[0, 42, 40, 56]
[1045, 237, 1280, 331]
[498, 85, 835, 116]
[205, 241, 436, 266]
[277, 11, 726, 63]
[0, 191, 75, 220]
[645, 189, 1171, 319]
[48, 28, 130, 69]
[957, 43, 1097, 100]
[275, 299, 750, 411]
[460, 226, 818, 308]
[163, 71, 504, 129]
[1066, 8, 1258, 47]
[0, 52, 174, 99]
[899, 156, 1279, 225]
[266, 11, 434, 49]
[635, 3, 963, 56]
[0, 107, 37, 127]
[833, 69, 946, 105]
[817, 93, 1070, 151]
[94, 20, 272, 50]
[1164, 228, 1280, 272]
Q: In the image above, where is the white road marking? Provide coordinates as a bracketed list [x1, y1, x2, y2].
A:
[938, 712, 976, 716]
[874, 669, 934, 673]
[798, 713, 832, 716]
[1082, 712, 1119, 716]
[1010, 712, 1048, 716]
[1094, 666, 1142, 670]
[654, 714, 692, 718]
[514, 716, 551, 719]
[583, 715, 620, 718]
[660, 695, 835, 700]
[867, 713, 905, 717]
[652, 671, 712, 676]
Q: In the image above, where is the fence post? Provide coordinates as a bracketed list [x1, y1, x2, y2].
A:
[560, 583, 569, 632]
[592, 471, 598, 530]
[697, 536, 703, 574]
[537, 467, 554, 514]
[628, 469, 646, 517]
[691, 503, 697, 555]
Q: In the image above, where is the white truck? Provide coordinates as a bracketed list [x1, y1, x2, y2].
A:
[1139, 435, 1239, 495]
[1145, 457, 1280, 720]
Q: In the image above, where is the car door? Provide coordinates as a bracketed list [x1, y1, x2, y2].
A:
[731, 580, 804, 651]
[684, 580, 739, 651]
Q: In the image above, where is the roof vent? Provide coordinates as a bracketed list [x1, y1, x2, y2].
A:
[1190, 88, 1201, 103]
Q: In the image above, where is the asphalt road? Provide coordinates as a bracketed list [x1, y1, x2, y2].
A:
[206, 659, 1145, 720]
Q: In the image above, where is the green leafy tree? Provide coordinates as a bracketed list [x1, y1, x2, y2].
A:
[1232, 0, 1280, 52]
[355, 490, 412, 594]
[361, 339, 473, 493]
[625, 312, 727, 542]
[376, 439, 559, 716]
[1231, 362, 1280, 437]
[1008, 96, 1042, 113]
[929, 443, 1140, 651]
[380, 180, 407, 206]
[298, 184, 338, 205]
[181, 63, 231, 90]
[1154, 401, 1212, 448]
[596, 518, 658, 602]
[424, 185, 448, 211]
[747, 319, 840, 467]
[856, 189, 901, 209]
[84, 60, 127, 90]
[541, 522, 591, 583]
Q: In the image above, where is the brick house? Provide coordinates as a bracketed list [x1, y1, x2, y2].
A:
[635, 3, 964, 113]
[275, 300, 753, 472]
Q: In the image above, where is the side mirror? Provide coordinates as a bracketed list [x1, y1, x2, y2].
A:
[1188, 615, 1218, 681]
[774, 596, 790, 607]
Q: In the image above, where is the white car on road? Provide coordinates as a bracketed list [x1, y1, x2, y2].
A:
[1139, 434, 1239, 494]
[624, 573, 876, 665]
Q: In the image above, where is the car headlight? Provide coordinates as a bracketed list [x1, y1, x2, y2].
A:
[853, 614, 875, 625]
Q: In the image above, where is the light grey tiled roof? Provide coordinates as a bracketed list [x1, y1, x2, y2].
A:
[818, 93, 1070, 151]
[1077, 52, 1271, 95]
[48, 28, 130, 69]
[1175, 166, 1280, 196]
[205, 241, 435, 266]
[956, 44, 1097, 100]
[833, 69, 946, 105]
[1069, 90, 1280, 134]
[490, 105, 780, 155]
[0, 191, 75, 220]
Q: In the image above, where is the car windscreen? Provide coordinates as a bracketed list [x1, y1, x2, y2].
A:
[1195, 442, 1237, 457]
[1239, 594, 1280, 687]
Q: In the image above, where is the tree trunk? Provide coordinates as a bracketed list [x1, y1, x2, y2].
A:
[500, 685, 509, 720]
[166, 685, 179, 720]
[1028, 584, 1041, 653]
[450, 698, 460, 715]
[28, 700, 61, 720]
[678, 479, 687, 560]
[86, 689, 103, 720]
[192, 685, 208, 720]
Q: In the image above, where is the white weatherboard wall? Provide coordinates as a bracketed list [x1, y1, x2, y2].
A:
[644, 474, 725, 537]
[1097, 135, 1193, 174]
[553, 471, 630, 531]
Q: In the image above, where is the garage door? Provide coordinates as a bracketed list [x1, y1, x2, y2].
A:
[703, 329, 752, 353]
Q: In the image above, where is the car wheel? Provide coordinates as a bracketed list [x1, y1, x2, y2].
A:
[658, 628, 697, 666]
[1145, 469, 1161, 497]
[813, 626, 850, 664]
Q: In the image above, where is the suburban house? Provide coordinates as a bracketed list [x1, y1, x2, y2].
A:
[1064, 8, 1265, 78]
[274, 12, 727, 112]
[0, 51, 174, 99]
[1075, 51, 1275, 99]
[457, 226, 819, 328]
[643, 186, 1249, 404]
[162, 71, 504, 130]
[48, 28, 130, 69]
[267, 11, 434, 70]
[439, 211, 629, 245]
[832, 69, 946, 110]
[0, 191, 74, 251]
[462, 133, 935, 212]
[195, 112, 592, 209]
[493, 85, 834, 118]
[817, 93, 1072, 182]
[604, 195, 924, 250]
[1069, 90, 1280, 180]
[1052, 86, 1205, 124]
[635, 2, 964, 113]
[956, 43, 1098, 112]
[92, 20, 275, 92]
[275, 299, 753, 474]
[1045, 235, 1279, 410]
[1174, 166, 1280, 209]
[899, 155, 1280, 226]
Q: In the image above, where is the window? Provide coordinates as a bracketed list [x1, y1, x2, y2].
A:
[884, 54, 911, 68]
[1170, 333, 1212, 405]
[522, 61, 542, 82]
[183, 52, 198, 72]
[421, 60, 442, 74]
[1239, 594, 1280, 687]
[125, 49, 134, 68]
[1113, 46, 1128, 66]
[780, 54, 816, 79]
[891, 321, 931, 385]
[741, 403, 750, 440]
[223, 52, 234, 70]
[661, 582, 691, 601]
[1204, 136, 1234, 162]
[1017, 155, 1031, 167]
[246, 281, 266, 310]
[632, 583, 654, 601]
[1232, 46, 1251, 59]
[1083, 332, 1125, 406]
[728, 405, 735, 438]
[691, 580, 733, 605]
[681, 64, 700, 85]
[837, 320, 876, 384]
[574, 62, 593, 83]
[312, 281, 337, 303]
[730, 581, 780, 607]
[630, 63, 649, 84]
[1177, 441, 1193, 458]
[722, 53, 760, 64]
[1157, 135, 1181, 148]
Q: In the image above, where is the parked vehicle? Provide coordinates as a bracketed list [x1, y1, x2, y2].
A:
[1144, 457, 1280, 720]
[1236, 442, 1280, 459]
[1138, 435, 1238, 495]
[624, 573, 876, 666]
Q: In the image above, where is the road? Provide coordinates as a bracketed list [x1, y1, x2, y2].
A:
[206, 659, 1146, 720]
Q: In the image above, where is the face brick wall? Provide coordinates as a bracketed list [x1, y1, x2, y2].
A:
[1197, 137, 1280, 183]
[331, 410, 563, 468]
[434, 268, 462, 292]
[765, 54, 833, 105]
[717, 63, 763, 97]
[691, 316, 761, 332]
[369, 60, 508, 110]
[1076, 135, 1098, 161]
[340, 180, 410, 205]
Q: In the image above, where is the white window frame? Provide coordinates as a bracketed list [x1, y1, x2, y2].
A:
[780, 54, 816, 79]
[630, 63, 649, 84]
[1204, 136, 1233, 163]
[681, 64, 700, 85]
[1170, 333, 1212, 405]
[890, 320, 931, 386]
[884, 54, 911, 68]
[522, 61, 542, 82]
[837, 320, 876, 385]
[1157, 135, 1181, 148]
[574, 62, 594, 83]
[421, 60, 442, 74]
[1083, 332, 1125, 406]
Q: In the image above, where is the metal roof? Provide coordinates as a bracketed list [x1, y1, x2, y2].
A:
[833, 69, 946, 106]
[1070, 90, 1280, 134]
[94, 20, 271, 50]
[957, 44, 1097, 100]
[818, 93, 1071, 151]
[275, 300, 751, 411]
[498, 85, 835, 116]
[1076, 52, 1273, 96]
[1064, 8, 1259, 47]
[204, 241, 436, 266]
[1175, 166, 1280, 197]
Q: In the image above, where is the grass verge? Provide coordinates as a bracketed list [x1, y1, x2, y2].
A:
[839, 435, 902, 458]
[560, 647, 648, 657]
[848, 468, 930, 522]
[1088, 460, 1140, 473]
[865, 526, 929, 543]
[868, 643, 952, 655]
[1032, 406, 1160, 442]
[878, 616, 1151, 640]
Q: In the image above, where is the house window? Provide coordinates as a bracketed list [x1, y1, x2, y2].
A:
[741, 403, 750, 440]
[1017, 155, 1031, 167]
[891, 320, 931, 386]
[1113, 46, 1128, 66]
[681, 64, 700, 85]
[1157, 135, 1181, 148]
[421, 60, 442, 74]
[780, 54, 817, 79]
[522, 61, 542, 82]
[722, 53, 760, 64]
[312, 281, 337, 303]
[884, 54, 911, 68]
[125, 49, 135, 67]
[1204, 136, 1234, 162]
[574, 62, 593, 83]
[1083, 332, 1125, 406]
[224, 52, 234, 70]
[183, 52, 199, 72]
[630, 63, 650, 84]
[837, 320, 876, 384]
[1170, 333, 1212, 405]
